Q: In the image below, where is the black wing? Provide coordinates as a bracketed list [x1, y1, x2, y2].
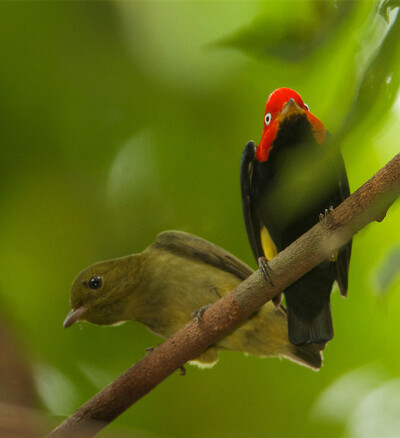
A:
[335, 148, 352, 296]
[240, 141, 264, 260]
[154, 230, 254, 281]
[327, 133, 352, 296]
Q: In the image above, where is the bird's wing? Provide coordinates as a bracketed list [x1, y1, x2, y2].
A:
[328, 134, 352, 297]
[240, 141, 264, 260]
[154, 231, 254, 281]
[335, 152, 352, 296]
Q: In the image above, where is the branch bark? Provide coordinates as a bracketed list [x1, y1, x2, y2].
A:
[46, 152, 400, 438]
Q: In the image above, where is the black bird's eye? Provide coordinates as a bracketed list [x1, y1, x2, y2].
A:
[265, 112, 272, 126]
[88, 276, 102, 290]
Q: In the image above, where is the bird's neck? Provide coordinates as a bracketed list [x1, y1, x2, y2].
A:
[272, 114, 317, 153]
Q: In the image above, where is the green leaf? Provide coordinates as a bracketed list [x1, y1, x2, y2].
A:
[371, 245, 400, 295]
[215, 0, 355, 62]
[337, 5, 400, 140]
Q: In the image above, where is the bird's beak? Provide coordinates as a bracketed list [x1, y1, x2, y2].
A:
[280, 98, 304, 119]
[63, 304, 89, 328]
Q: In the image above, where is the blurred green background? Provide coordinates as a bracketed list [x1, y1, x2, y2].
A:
[1, 1, 400, 437]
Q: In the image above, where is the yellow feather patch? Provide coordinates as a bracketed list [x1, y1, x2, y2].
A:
[260, 226, 278, 260]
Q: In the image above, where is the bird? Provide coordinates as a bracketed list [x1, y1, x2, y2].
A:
[240, 87, 352, 345]
[64, 230, 323, 370]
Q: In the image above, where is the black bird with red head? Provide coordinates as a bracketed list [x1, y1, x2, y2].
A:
[240, 87, 352, 345]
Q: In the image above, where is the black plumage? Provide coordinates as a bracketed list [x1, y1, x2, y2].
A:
[241, 108, 351, 345]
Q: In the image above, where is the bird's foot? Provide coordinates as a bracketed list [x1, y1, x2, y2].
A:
[179, 365, 186, 376]
[319, 205, 334, 223]
[319, 206, 338, 261]
[192, 304, 213, 322]
[258, 256, 275, 287]
[145, 347, 154, 355]
[258, 256, 280, 305]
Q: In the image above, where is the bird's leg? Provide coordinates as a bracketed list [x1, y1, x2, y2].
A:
[192, 304, 213, 322]
[319, 206, 338, 261]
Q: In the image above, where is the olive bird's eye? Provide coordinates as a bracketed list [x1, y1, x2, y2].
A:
[265, 112, 272, 126]
[88, 276, 102, 290]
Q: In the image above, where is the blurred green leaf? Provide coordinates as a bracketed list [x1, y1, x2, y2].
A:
[338, 5, 400, 140]
[215, 0, 355, 62]
[379, 0, 400, 20]
[371, 244, 400, 295]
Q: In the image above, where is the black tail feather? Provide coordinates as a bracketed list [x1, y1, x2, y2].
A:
[288, 301, 333, 345]
[285, 343, 324, 370]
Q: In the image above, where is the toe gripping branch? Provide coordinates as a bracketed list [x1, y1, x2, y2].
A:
[319, 206, 338, 262]
[257, 256, 275, 287]
[257, 256, 281, 306]
[319, 205, 334, 224]
[192, 304, 213, 323]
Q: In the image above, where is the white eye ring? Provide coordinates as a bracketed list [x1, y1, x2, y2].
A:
[265, 112, 272, 126]
[304, 103, 309, 111]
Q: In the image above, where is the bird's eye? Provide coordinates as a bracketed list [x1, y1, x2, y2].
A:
[88, 276, 102, 290]
[304, 103, 309, 111]
[265, 112, 272, 126]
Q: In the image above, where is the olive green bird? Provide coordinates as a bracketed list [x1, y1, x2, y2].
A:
[64, 231, 323, 370]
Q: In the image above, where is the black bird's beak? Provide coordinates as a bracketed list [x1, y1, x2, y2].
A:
[280, 98, 304, 119]
[63, 304, 89, 328]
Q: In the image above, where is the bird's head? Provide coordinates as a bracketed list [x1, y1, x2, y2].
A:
[63, 255, 141, 328]
[256, 87, 326, 162]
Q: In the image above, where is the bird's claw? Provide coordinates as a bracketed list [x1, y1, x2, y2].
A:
[258, 257, 280, 304]
[179, 366, 186, 376]
[258, 256, 275, 287]
[319, 205, 334, 223]
[145, 347, 154, 355]
[319, 206, 338, 261]
[192, 304, 212, 322]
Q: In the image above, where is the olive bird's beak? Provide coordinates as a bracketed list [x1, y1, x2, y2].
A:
[63, 304, 89, 328]
[280, 98, 304, 119]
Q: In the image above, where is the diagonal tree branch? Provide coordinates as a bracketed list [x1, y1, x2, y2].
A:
[46, 153, 400, 438]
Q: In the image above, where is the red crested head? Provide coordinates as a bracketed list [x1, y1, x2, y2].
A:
[256, 87, 326, 162]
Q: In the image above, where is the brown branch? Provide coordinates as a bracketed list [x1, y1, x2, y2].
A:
[46, 153, 400, 438]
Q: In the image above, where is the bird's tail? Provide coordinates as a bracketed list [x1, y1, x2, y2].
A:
[287, 301, 334, 346]
[284, 343, 324, 371]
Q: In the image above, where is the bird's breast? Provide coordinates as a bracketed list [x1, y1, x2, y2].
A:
[253, 117, 335, 251]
